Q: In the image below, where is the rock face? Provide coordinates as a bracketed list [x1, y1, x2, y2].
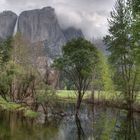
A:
[0, 11, 17, 39]
[93, 39, 107, 54]
[17, 7, 84, 58]
[63, 27, 84, 41]
[0, 7, 84, 58]
[0, 9, 84, 56]
[18, 7, 66, 57]
[0, 7, 84, 87]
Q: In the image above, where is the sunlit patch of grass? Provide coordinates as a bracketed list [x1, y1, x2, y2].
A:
[56, 90, 105, 99]
[57, 90, 77, 98]
[24, 109, 39, 118]
[0, 97, 21, 110]
[0, 97, 39, 118]
[56, 90, 140, 103]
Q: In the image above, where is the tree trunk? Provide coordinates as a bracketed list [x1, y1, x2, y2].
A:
[76, 91, 82, 116]
[91, 90, 94, 104]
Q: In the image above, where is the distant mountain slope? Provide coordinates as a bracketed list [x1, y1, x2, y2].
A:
[18, 7, 66, 57]
[0, 11, 17, 39]
[63, 27, 84, 42]
[0, 7, 84, 58]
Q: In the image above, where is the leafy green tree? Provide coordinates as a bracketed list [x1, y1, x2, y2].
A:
[131, 0, 140, 63]
[127, 0, 140, 97]
[0, 38, 13, 100]
[92, 51, 115, 101]
[125, 0, 140, 60]
[0, 38, 12, 66]
[0, 35, 38, 102]
[104, 0, 140, 105]
[0, 61, 19, 101]
[53, 38, 99, 115]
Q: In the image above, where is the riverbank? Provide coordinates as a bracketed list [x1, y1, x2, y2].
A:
[0, 90, 140, 117]
[0, 97, 39, 118]
[57, 90, 140, 113]
[85, 99, 140, 113]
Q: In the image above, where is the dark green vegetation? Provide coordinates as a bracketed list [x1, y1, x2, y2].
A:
[53, 38, 99, 115]
[0, 34, 58, 117]
[104, 0, 140, 108]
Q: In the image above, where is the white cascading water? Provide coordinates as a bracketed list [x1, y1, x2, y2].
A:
[13, 17, 18, 36]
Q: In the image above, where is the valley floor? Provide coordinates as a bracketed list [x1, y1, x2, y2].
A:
[0, 90, 140, 118]
[57, 90, 140, 113]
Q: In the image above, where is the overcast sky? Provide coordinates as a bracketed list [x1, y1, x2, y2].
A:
[0, 0, 116, 39]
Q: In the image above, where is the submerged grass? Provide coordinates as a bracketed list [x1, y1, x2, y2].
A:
[0, 97, 38, 118]
[24, 109, 39, 118]
[0, 97, 21, 110]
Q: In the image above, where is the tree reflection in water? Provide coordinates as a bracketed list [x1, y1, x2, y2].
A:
[113, 109, 139, 140]
[0, 103, 140, 140]
[75, 116, 86, 140]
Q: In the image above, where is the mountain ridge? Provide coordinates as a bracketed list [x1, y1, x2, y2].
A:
[0, 7, 84, 58]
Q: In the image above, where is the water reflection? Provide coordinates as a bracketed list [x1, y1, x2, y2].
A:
[0, 103, 140, 140]
[113, 110, 139, 140]
[75, 116, 86, 140]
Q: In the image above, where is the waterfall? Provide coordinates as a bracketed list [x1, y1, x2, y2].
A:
[13, 17, 18, 36]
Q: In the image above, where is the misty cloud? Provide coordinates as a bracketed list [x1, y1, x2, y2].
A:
[0, 0, 116, 38]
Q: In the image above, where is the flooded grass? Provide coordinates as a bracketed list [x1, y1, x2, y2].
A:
[0, 97, 39, 118]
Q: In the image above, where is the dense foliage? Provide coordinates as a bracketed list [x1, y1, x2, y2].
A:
[53, 38, 99, 114]
[104, 0, 140, 105]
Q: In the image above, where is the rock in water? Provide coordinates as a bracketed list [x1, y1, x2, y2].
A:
[0, 11, 17, 39]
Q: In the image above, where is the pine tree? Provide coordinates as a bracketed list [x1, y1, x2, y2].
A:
[104, 0, 139, 105]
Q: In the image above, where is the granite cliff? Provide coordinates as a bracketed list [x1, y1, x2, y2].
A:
[0, 11, 17, 39]
[0, 7, 84, 58]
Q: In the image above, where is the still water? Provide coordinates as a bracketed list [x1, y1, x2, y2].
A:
[0, 103, 140, 140]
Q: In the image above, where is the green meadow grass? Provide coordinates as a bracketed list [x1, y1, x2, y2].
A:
[0, 90, 139, 116]
[56, 90, 140, 103]
[57, 90, 113, 98]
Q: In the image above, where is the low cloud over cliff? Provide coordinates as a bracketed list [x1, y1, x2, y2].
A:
[0, 0, 115, 38]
